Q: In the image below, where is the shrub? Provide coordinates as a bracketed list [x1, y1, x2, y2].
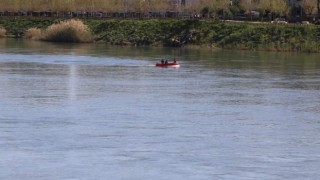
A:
[42, 19, 93, 43]
[24, 27, 42, 40]
[0, 26, 6, 37]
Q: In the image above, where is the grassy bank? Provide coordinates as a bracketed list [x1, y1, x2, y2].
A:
[88, 19, 320, 53]
[1, 18, 320, 52]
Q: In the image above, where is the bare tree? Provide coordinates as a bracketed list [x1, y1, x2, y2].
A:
[274, 0, 289, 16]
[151, 0, 169, 12]
[186, 0, 208, 15]
[259, 0, 289, 20]
[240, 0, 261, 20]
[301, 0, 318, 16]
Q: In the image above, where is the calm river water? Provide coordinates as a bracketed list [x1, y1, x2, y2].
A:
[1, 39, 320, 180]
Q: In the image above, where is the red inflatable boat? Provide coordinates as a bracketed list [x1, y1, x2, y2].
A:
[155, 61, 180, 68]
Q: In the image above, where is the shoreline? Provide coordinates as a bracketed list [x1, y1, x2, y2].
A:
[1, 18, 320, 53]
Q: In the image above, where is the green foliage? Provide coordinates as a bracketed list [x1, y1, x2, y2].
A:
[92, 19, 201, 46]
[0, 18, 56, 37]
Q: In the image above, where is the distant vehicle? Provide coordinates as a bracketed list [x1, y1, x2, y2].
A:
[271, 17, 288, 24]
[233, 13, 246, 20]
[244, 11, 260, 19]
[302, 21, 310, 25]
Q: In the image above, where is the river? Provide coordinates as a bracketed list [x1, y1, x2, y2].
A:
[1, 39, 320, 180]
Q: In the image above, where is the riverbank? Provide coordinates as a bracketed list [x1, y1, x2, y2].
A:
[1, 18, 320, 53]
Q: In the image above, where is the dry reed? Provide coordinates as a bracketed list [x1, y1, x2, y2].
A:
[0, 27, 6, 37]
[41, 19, 93, 43]
[24, 28, 42, 40]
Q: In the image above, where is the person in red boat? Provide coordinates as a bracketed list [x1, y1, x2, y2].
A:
[156, 57, 179, 67]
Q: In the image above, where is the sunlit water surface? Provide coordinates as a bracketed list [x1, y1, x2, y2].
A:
[1, 39, 320, 179]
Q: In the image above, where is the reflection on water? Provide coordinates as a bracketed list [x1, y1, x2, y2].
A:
[0, 39, 320, 180]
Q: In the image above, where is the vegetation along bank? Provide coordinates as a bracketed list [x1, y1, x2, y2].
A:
[1, 18, 320, 53]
